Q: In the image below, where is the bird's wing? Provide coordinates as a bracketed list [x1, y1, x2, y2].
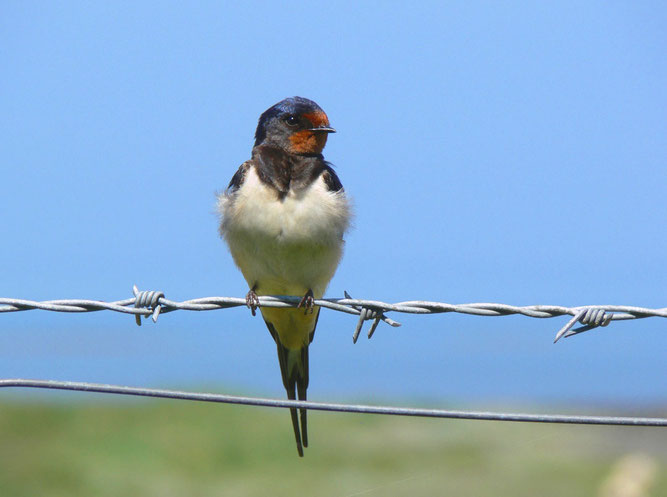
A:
[226, 160, 252, 192]
[322, 163, 344, 192]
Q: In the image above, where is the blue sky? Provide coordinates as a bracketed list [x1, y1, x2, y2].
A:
[1, 2, 665, 407]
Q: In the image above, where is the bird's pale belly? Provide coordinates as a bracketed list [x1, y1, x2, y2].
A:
[226, 232, 338, 349]
[220, 169, 348, 349]
[222, 169, 347, 295]
[227, 229, 342, 298]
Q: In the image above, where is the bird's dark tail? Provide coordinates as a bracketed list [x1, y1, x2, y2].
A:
[263, 309, 319, 457]
[273, 339, 309, 457]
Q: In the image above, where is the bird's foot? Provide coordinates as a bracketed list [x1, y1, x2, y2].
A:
[245, 289, 260, 316]
[297, 289, 315, 315]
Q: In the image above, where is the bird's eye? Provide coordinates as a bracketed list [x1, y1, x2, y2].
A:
[285, 115, 299, 126]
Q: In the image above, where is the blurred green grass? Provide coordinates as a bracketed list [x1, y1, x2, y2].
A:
[0, 399, 665, 496]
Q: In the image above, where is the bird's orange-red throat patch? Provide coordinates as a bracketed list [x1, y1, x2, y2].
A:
[302, 111, 330, 129]
[289, 130, 328, 155]
[289, 111, 330, 154]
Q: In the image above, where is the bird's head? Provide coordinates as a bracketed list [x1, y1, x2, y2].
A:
[254, 97, 335, 155]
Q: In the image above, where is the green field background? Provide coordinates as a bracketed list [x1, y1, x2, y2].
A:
[1, 398, 665, 496]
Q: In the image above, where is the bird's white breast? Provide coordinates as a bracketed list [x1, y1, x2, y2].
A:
[217, 168, 351, 297]
[219, 168, 350, 244]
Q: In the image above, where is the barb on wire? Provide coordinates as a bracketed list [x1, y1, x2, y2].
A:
[1, 287, 665, 342]
[553, 308, 613, 343]
[344, 290, 400, 343]
[1, 379, 665, 427]
[133, 285, 164, 326]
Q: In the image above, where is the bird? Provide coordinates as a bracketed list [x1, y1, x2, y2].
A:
[217, 96, 351, 456]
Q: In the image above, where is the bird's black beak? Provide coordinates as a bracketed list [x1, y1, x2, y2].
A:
[309, 126, 336, 133]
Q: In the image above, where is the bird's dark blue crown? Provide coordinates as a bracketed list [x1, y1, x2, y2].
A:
[254, 97, 324, 146]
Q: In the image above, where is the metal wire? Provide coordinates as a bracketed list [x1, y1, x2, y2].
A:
[2, 290, 665, 427]
[1, 286, 665, 342]
[1, 379, 664, 427]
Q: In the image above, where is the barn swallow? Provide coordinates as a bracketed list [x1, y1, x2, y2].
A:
[217, 97, 351, 456]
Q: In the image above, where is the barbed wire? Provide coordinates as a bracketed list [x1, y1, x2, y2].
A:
[1, 288, 665, 342]
[1, 286, 665, 342]
[1, 379, 665, 427]
[2, 290, 665, 428]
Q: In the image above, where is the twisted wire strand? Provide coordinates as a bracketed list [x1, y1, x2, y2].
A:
[1, 379, 665, 427]
[1, 287, 665, 341]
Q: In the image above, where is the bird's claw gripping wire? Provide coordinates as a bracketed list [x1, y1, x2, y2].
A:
[553, 307, 612, 343]
[344, 291, 401, 343]
[297, 289, 315, 315]
[133, 285, 165, 326]
[246, 289, 260, 316]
